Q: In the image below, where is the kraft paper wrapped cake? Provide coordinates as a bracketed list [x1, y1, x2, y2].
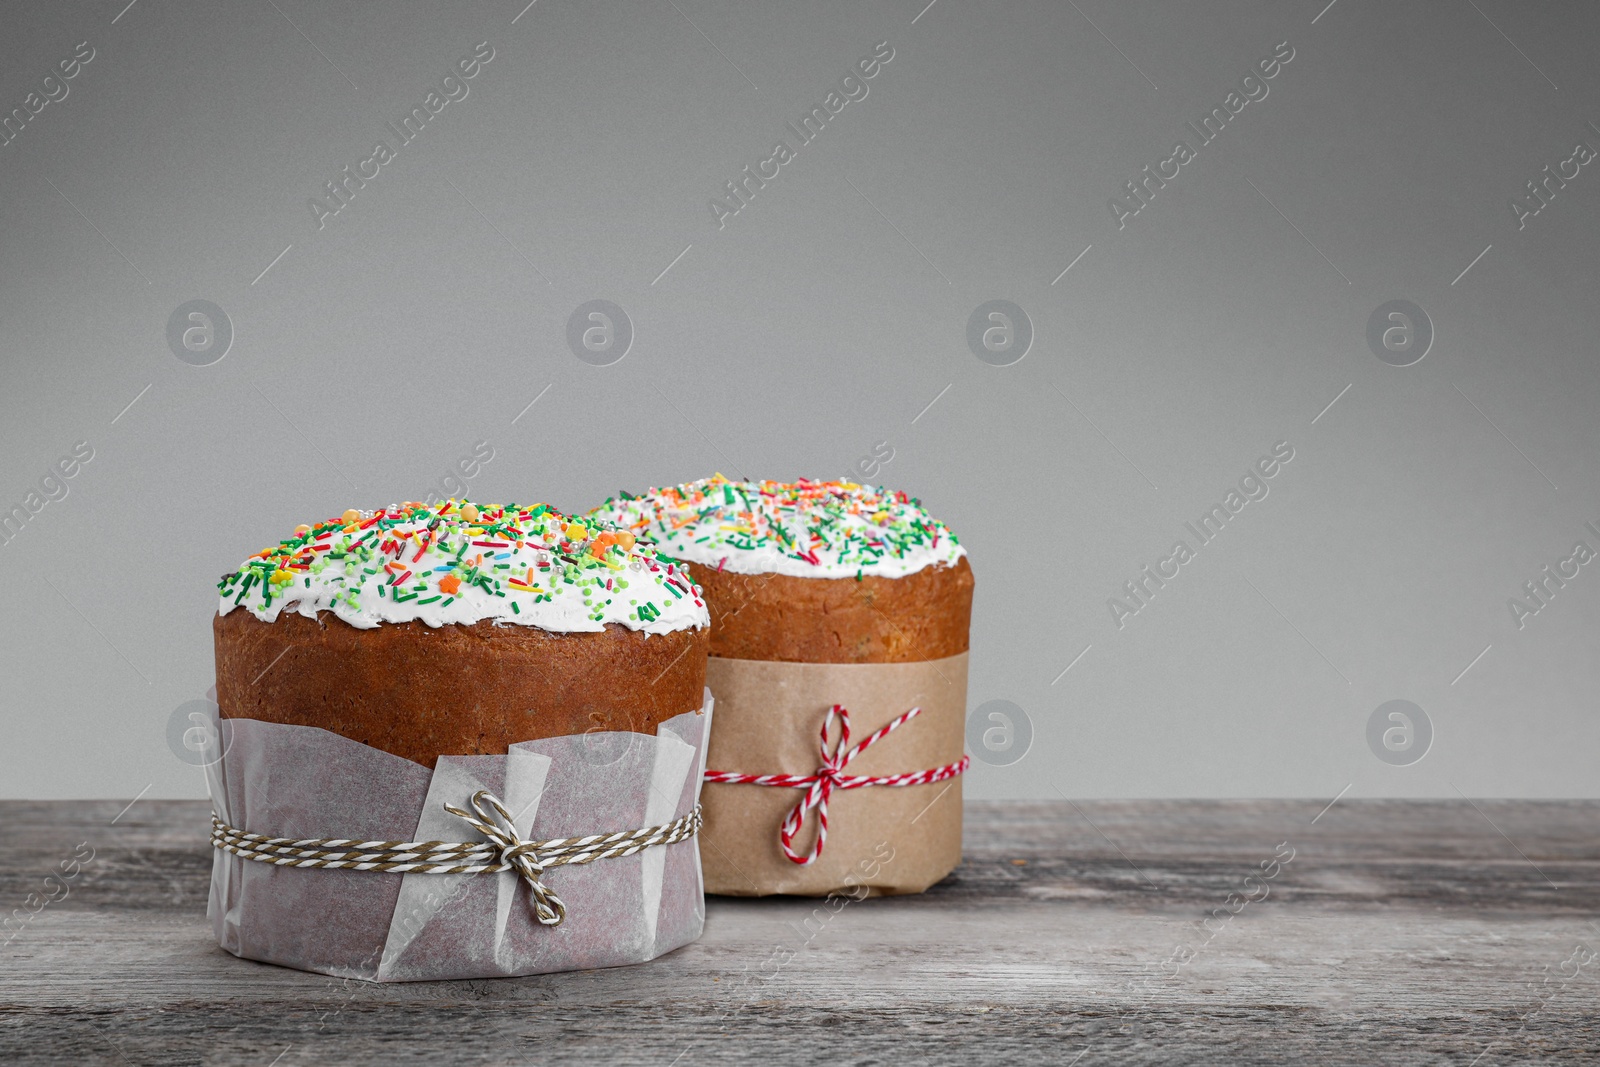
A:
[207, 500, 712, 981]
[591, 476, 973, 897]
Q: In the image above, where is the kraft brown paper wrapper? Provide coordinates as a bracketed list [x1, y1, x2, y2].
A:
[702, 652, 968, 897]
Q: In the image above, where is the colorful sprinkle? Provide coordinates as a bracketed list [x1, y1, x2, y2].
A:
[217, 500, 707, 634]
[590, 475, 964, 580]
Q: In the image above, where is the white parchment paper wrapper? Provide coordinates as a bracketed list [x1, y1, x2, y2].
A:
[201, 691, 712, 982]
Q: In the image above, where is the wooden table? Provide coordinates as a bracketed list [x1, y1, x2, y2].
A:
[2, 799, 1596, 1065]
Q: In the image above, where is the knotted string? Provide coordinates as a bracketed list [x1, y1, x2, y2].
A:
[442, 791, 567, 925]
[704, 705, 969, 865]
[210, 790, 701, 926]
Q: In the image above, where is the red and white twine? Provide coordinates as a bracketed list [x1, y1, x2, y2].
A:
[703, 705, 969, 865]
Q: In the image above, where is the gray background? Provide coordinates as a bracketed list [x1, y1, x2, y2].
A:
[2, 0, 1596, 801]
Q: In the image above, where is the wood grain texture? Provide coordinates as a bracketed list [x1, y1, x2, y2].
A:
[2, 799, 1597, 1065]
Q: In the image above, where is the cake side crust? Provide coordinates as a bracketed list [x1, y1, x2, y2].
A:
[685, 556, 973, 663]
[214, 609, 708, 768]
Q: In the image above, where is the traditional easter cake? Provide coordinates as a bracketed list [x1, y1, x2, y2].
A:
[589, 475, 973, 663]
[591, 476, 973, 896]
[214, 500, 709, 767]
[207, 500, 714, 981]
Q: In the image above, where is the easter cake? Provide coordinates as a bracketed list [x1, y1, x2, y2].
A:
[591, 476, 972, 896]
[589, 476, 972, 664]
[214, 501, 709, 768]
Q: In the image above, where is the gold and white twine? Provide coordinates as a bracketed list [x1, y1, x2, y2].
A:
[210, 789, 701, 926]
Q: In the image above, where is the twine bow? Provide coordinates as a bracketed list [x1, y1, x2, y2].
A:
[704, 705, 970, 866]
[443, 790, 567, 925]
[210, 790, 702, 927]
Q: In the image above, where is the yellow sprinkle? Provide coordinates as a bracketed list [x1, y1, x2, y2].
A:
[341, 509, 360, 524]
[565, 522, 587, 541]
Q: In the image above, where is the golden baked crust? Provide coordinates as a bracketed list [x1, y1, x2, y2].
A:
[214, 609, 708, 768]
[685, 556, 973, 663]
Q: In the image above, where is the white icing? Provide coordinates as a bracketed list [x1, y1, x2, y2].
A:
[590, 476, 966, 580]
[217, 502, 707, 635]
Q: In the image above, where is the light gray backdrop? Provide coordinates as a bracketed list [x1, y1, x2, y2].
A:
[2, 0, 1596, 801]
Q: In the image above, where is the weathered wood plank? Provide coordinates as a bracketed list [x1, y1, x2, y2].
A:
[2, 800, 1597, 1065]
